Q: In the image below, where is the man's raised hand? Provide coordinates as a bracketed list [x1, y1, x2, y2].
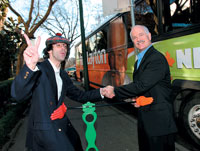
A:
[23, 33, 41, 70]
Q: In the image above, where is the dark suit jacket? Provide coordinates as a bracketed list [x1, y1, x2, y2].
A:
[11, 60, 102, 151]
[114, 46, 177, 137]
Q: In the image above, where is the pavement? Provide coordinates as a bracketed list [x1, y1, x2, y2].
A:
[2, 80, 193, 151]
[4, 100, 139, 151]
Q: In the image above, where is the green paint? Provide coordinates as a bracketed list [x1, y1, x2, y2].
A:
[153, 32, 200, 81]
[82, 102, 99, 151]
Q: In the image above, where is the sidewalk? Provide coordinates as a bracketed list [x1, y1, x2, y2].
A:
[2, 80, 193, 151]
[5, 101, 139, 151]
[4, 103, 191, 151]
[4, 116, 28, 151]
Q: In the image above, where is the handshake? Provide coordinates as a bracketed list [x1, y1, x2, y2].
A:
[50, 86, 115, 121]
[100, 86, 154, 108]
[50, 86, 154, 121]
[100, 85, 115, 99]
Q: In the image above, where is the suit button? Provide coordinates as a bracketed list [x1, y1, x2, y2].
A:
[50, 101, 53, 105]
[58, 128, 62, 132]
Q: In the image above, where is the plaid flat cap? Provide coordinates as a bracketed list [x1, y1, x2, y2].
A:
[45, 33, 70, 46]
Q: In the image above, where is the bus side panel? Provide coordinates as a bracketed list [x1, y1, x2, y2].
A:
[87, 53, 110, 88]
[126, 47, 136, 81]
[87, 47, 136, 88]
[75, 59, 83, 82]
[153, 32, 200, 81]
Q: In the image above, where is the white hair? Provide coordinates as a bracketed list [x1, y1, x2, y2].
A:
[130, 25, 150, 42]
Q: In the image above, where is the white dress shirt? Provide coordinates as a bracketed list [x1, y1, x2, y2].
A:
[48, 59, 63, 100]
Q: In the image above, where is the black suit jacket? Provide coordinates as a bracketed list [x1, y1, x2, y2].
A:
[114, 46, 177, 136]
[11, 60, 102, 151]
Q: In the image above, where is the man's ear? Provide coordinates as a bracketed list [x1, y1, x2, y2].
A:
[148, 33, 152, 41]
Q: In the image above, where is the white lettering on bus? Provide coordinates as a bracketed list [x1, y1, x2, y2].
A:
[176, 47, 200, 69]
[193, 47, 200, 68]
[87, 49, 107, 68]
[87, 52, 94, 67]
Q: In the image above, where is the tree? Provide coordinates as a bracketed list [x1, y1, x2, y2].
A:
[0, 19, 22, 80]
[0, 1, 22, 80]
[2, 0, 58, 74]
[0, 0, 8, 30]
[41, 0, 105, 58]
[41, 0, 80, 57]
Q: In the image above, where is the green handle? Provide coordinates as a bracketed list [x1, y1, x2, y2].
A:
[82, 102, 99, 151]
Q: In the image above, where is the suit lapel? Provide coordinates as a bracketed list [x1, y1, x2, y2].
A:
[42, 60, 58, 101]
[133, 46, 154, 78]
[136, 46, 154, 70]
[133, 60, 138, 75]
[57, 69, 67, 106]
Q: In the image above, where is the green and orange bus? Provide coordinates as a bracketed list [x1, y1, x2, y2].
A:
[75, 0, 200, 146]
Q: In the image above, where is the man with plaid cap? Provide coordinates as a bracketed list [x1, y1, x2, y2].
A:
[11, 33, 106, 151]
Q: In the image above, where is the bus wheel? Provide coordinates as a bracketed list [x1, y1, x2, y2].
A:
[181, 92, 200, 146]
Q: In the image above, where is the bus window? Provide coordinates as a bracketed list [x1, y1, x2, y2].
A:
[137, 0, 200, 34]
[89, 35, 96, 52]
[122, 13, 133, 48]
[78, 44, 82, 59]
[85, 39, 91, 53]
[96, 30, 107, 51]
[134, 1, 156, 35]
[170, 0, 200, 29]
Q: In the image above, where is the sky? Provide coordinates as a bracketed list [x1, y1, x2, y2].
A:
[7, 0, 104, 58]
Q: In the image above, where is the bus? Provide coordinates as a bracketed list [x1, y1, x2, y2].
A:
[75, 0, 200, 147]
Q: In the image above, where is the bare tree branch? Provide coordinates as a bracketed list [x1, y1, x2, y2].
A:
[26, 0, 34, 28]
[3, 0, 26, 26]
[30, 1, 40, 31]
[30, 0, 58, 36]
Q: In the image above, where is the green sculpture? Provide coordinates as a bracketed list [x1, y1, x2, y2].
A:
[82, 102, 99, 151]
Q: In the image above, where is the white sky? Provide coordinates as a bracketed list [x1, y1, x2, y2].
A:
[7, 0, 103, 58]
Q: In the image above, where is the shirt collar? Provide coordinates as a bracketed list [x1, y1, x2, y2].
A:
[48, 59, 60, 73]
[137, 44, 152, 60]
